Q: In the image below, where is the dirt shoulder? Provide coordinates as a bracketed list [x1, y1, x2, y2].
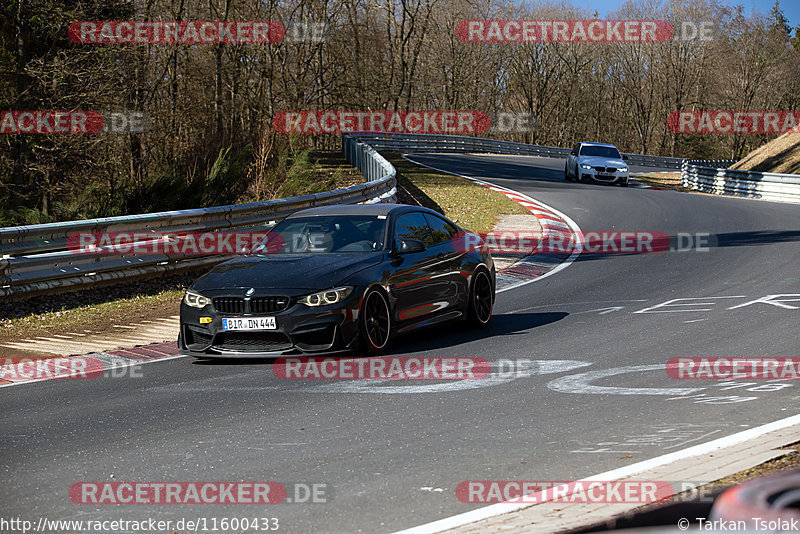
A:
[732, 133, 800, 174]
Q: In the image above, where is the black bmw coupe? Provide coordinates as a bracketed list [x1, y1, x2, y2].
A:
[178, 204, 495, 357]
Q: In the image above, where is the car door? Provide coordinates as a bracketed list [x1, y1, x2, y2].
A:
[422, 212, 467, 308]
[387, 211, 451, 324]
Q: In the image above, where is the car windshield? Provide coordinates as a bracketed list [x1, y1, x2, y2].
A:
[580, 145, 621, 158]
[256, 215, 388, 254]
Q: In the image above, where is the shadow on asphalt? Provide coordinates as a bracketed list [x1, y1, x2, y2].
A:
[190, 311, 568, 366]
[390, 311, 568, 353]
[569, 229, 800, 264]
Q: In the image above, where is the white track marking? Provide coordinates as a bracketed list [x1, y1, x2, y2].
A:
[301, 360, 592, 394]
[393, 412, 800, 534]
[547, 364, 704, 396]
[0, 354, 186, 389]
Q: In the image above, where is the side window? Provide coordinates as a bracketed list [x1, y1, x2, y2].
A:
[423, 213, 459, 246]
[394, 212, 433, 247]
[571, 144, 580, 155]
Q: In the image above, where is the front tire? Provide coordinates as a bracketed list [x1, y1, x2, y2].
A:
[467, 269, 493, 327]
[359, 288, 391, 353]
[564, 164, 572, 181]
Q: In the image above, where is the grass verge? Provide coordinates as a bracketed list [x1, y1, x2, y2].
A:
[0, 273, 197, 341]
[632, 172, 690, 191]
[387, 153, 530, 234]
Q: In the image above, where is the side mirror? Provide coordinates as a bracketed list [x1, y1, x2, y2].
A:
[396, 238, 426, 254]
[622, 154, 629, 161]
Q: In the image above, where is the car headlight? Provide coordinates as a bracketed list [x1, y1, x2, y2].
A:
[184, 290, 211, 308]
[300, 287, 353, 307]
[580, 164, 592, 170]
[619, 167, 629, 172]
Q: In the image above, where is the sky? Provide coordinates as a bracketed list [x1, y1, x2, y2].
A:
[569, 0, 800, 27]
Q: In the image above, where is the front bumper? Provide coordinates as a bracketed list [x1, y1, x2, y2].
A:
[178, 290, 362, 357]
[581, 168, 629, 184]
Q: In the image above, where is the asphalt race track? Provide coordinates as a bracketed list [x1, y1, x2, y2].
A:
[2, 154, 800, 533]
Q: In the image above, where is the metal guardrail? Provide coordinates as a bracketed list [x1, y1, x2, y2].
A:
[0, 135, 396, 299]
[348, 132, 687, 170]
[682, 160, 800, 204]
[691, 159, 737, 168]
[356, 133, 800, 204]
[2, 130, 754, 300]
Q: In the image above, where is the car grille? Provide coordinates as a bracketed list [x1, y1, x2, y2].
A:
[212, 332, 293, 352]
[212, 296, 291, 314]
[593, 166, 617, 173]
[213, 297, 245, 314]
[251, 297, 291, 313]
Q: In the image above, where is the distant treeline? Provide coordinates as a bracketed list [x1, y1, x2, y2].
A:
[2, 0, 799, 225]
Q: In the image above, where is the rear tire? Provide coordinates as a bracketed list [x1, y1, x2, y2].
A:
[467, 269, 494, 327]
[359, 288, 391, 354]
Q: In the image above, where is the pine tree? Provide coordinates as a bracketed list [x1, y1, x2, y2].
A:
[769, 0, 791, 39]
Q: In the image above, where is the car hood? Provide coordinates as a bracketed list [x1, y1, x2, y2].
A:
[578, 156, 626, 167]
[191, 253, 383, 291]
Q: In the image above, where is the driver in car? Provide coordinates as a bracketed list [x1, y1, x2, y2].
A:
[307, 229, 333, 252]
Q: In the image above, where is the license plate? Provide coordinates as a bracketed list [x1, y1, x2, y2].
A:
[598, 174, 614, 178]
[222, 317, 276, 330]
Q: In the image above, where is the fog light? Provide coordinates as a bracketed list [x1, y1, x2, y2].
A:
[199, 317, 212, 324]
